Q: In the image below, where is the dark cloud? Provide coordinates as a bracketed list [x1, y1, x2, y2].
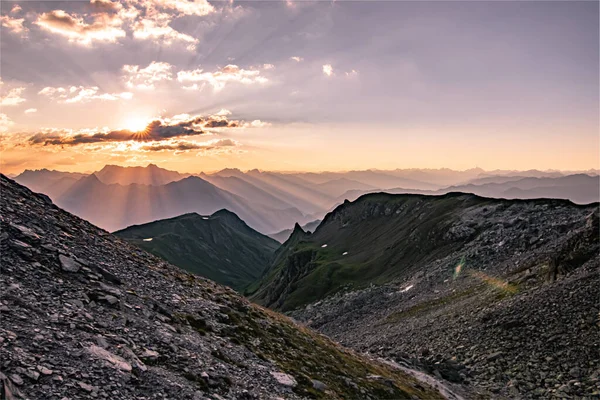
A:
[141, 139, 238, 152]
[27, 116, 247, 146]
[29, 119, 202, 146]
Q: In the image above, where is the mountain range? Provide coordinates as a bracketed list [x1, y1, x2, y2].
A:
[3, 170, 599, 398]
[0, 174, 442, 399]
[114, 210, 279, 291]
[13, 164, 599, 235]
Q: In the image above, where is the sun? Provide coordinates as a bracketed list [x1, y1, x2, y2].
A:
[123, 116, 150, 132]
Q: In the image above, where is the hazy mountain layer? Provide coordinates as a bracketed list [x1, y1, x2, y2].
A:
[337, 174, 600, 206]
[95, 163, 189, 186]
[114, 210, 280, 291]
[14, 169, 86, 199]
[14, 166, 599, 239]
[55, 174, 306, 233]
[0, 174, 441, 399]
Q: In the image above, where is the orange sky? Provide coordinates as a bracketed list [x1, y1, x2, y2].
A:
[1, 0, 598, 175]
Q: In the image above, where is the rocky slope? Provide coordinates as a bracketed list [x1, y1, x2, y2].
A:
[114, 210, 280, 291]
[0, 174, 443, 400]
[280, 193, 600, 398]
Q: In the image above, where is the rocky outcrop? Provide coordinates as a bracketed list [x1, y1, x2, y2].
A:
[290, 197, 600, 398]
[0, 175, 440, 400]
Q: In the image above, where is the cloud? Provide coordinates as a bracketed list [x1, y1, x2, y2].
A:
[31, 0, 217, 50]
[150, 0, 214, 17]
[28, 120, 203, 146]
[10, 5, 22, 14]
[177, 65, 268, 91]
[26, 113, 265, 147]
[24, 108, 37, 114]
[244, 120, 271, 128]
[1, 87, 26, 106]
[1, 15, 26, 35]
[290, 56, 303, 62]
[141, 138, 238, 152]
[0, 114, 14, 133]
[322, 64, 333, 77]
[263, 63, 275, 70]
[34, 9, 126, 45]
[345, 69, 359, 77]
[131, 13, 198, 50]
[38, 86, 133, 103]
[122, 61, 173, 89]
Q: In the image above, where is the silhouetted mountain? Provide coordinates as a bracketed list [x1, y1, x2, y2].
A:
[14, 169, 85, 199]
[269, 219, 322, 243]
[0, 174, 440, 399]
[94, 163, 189, 185]
[314, 178, 376, 197]
[210, 169, 329, 215]
[115, 210, 280, 290]
[442, 174, 599, 204]
[336, 174, 600, 206]
[201, 173, 295, 211]
[294, 170, 440, 190]
[55, 175, 304, 233]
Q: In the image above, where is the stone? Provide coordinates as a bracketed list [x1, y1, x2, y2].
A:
[37, 366, 53, 375]
[270, 372, 297, 388]
[78, 381, 94, 392]
[59, 255, 81, 273]
[486, 351, 503, 362]
[9, 374, 23, 386]
[311, 379, 327, 391]
[87, 345, 132, 372]
[25, 370, 40, 381]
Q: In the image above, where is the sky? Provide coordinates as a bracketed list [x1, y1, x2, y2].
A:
[0, 0, 598, 174]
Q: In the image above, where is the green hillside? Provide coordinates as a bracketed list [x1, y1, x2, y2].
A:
[249, 192, 597, 311]
[115, 210, 280, 291]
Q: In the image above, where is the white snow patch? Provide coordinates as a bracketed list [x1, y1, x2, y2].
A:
[321, 244, 328, 248]
[143, 238, 153, 242]
[202, 217, 209, 220]
[400, 284, 414, 293]
[342, 251, 348, 256]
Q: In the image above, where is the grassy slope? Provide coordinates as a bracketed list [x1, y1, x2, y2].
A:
[115, 210, 280, 291]
[250, 192, 594, 311]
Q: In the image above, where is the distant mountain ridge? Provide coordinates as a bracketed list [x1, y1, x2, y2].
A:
[94, 163, 189, 185]
[54, 174, 307, 233]
[114, 210, 280, 290]
[13, 164, 600, 235]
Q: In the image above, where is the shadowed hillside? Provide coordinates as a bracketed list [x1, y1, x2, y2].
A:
[115, 210, 280, 291]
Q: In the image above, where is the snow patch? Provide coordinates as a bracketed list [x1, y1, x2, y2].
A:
[342, 251, 348, 256]
[143, 238, 153, 242]
[400, 284, 414, 293]
[202, 217, 209, 220]
[321, 244, 328, 248]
